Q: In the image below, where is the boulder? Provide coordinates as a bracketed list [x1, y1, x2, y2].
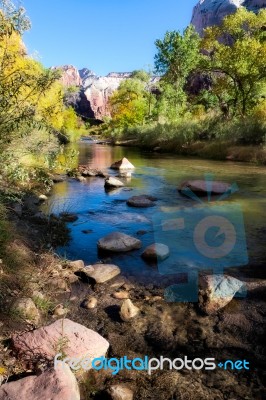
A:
[179, 180, 231, 196]
[141, 243, 170, 261]
[12, 318, 109, 362]
[98, 232, 142, 252]
[127, 195, 157, 208]
[105, 177, 125, 188]
[11, 298, 40, 324]
[68, 260, 85, 271]
[199, 275, 245, 314]
[110, 157, 135, 170]
[83, 264, 121, 283]
[108, 385, 134, 400]
[0, 365, 80, 400]
[120, 299, 140, 322]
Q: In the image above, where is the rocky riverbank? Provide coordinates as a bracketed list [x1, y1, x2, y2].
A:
[0, 167, 266, 400]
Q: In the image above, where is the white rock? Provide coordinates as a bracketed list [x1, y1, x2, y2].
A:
[108, 385, 134, 400]
[84, 264, 121, 283]
[199, 274, 245, 314]
[110, 157, 135, 170]
[83, 297, 98, 309]
[120, 299, 139, 321]
[105, 177, 125, 188]
[11, 298, 40, 324]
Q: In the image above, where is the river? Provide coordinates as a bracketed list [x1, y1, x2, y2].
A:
[43, 141, 266, 285]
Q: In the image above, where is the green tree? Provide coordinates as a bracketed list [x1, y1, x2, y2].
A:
[154, 25, 201, 85]
[201, 8, 266, 116]
[154, 25, 201, 120]
[109, 75, 155, 128]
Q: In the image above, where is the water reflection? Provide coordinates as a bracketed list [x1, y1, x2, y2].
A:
[44, 143, 266, 283]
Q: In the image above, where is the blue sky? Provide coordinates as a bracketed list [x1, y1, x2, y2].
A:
[22, 0, 197, 76]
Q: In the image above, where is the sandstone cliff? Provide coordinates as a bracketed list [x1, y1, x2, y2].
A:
[191, 0, 266, 35]
[52, 65, 82, 87]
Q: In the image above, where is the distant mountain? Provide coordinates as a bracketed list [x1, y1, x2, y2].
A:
[54, 66, 159, 121]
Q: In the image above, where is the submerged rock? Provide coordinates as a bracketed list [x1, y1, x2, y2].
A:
[199, 274, 245, 314]
[84, 264, 121, 283]
[105, 177, 125, 188]
[120, 299, 139, 321]
[141, 243, 170, 261]
[179, 180, 231, 196]
[127, 195, 157, 208]
[0, 365, 80, 400]
[60, 212, 78, 222]
[110, 157, 135, 170]
[98, 232, 142, 252]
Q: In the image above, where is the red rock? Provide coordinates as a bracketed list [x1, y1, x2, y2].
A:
[12, 318, 109, 362]
[179, 180, 231, 196]
[0, 365, 80, 400]
[52, 65, 82, 87]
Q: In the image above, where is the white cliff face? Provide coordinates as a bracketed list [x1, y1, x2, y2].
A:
[52, 65, 82, 87]
[191, 0, 266, 35]
[59, 67, 159, 120]
[83, 73, 132, 120]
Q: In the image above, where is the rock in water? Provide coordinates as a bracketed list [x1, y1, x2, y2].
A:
[179, 180, 231, 196]
[141, 243, 170, 261]
[104, 177, 125, 188]
[120, 299, 139, 321]
[199, 274, 245, 314]
[12, 318, 109, 362]
[127, 195, 157, 208]
[110, 157, 135, 170]
[191, 0, 266, 35]
[98, 232, 142, 252]
[108, 385, 134, 400]
[83, 264, 121, 283]
[0, 365, 80, 400]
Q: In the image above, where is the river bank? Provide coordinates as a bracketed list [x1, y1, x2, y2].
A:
[112, 139, 266, 165]
[1, 146, 266, 399]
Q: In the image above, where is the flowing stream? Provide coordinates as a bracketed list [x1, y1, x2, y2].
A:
[43, 142, 266, 284]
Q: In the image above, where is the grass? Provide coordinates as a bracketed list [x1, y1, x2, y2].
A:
[103, 112, 266, 164]
[33, 296, 55, 316]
